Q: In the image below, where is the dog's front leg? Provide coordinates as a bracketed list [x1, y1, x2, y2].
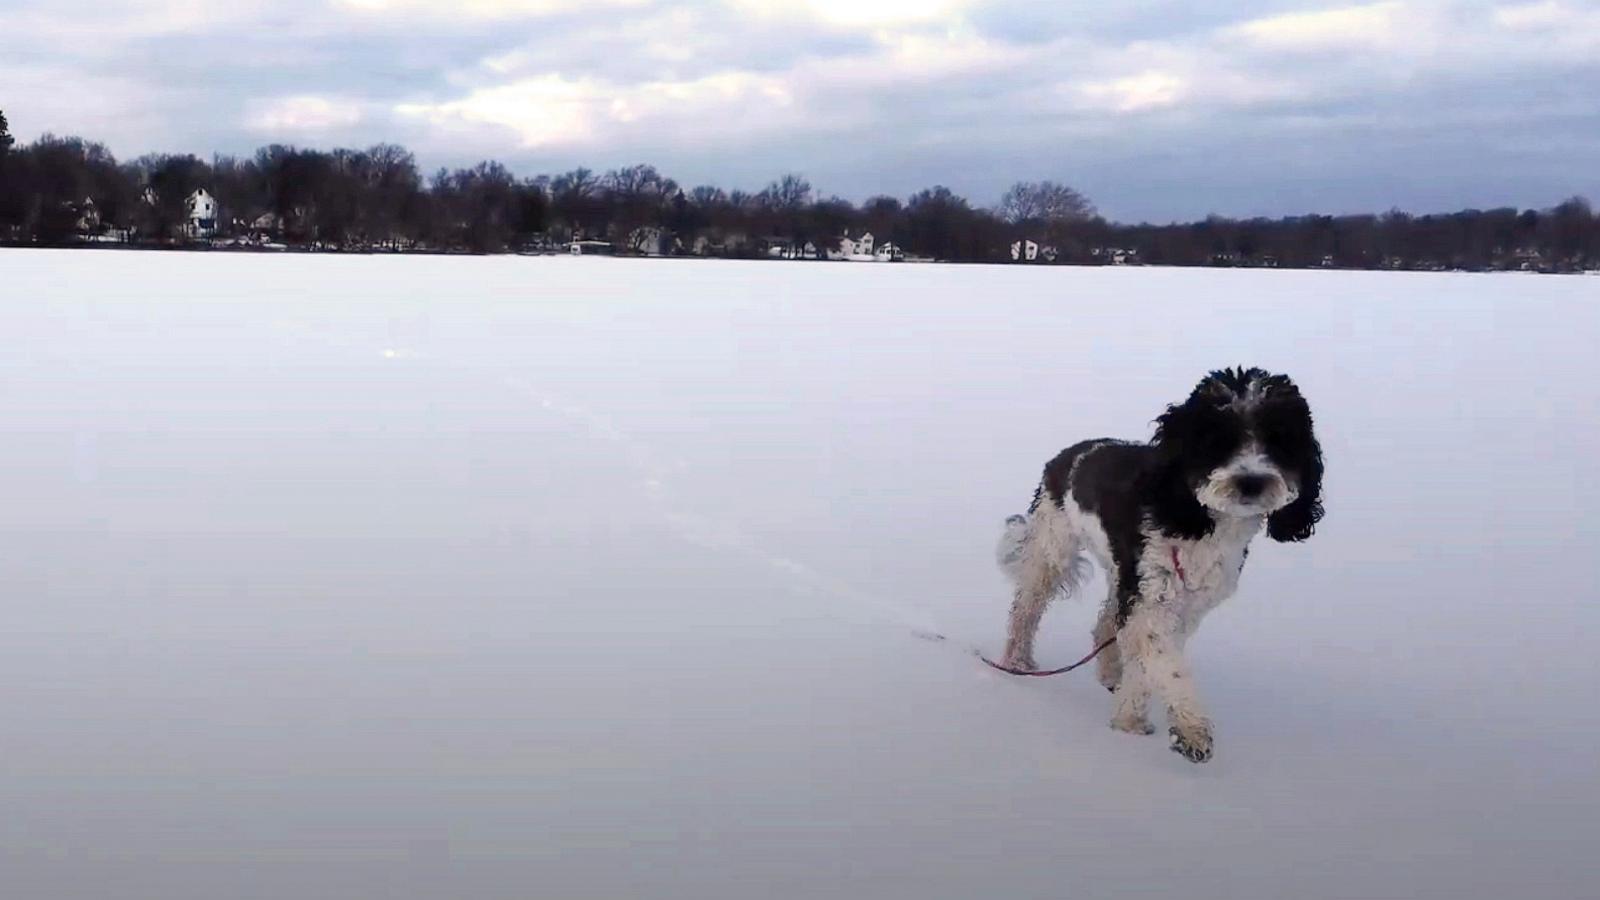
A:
[1109, 661, 1154, 735]
[1122, 605, 1212, 763]
[1093, 599, 1124, 693]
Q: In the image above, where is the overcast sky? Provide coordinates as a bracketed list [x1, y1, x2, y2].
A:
[2, 0, 1597, 221]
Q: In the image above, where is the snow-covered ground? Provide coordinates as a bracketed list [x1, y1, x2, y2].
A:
[2, 249, 1597, 899]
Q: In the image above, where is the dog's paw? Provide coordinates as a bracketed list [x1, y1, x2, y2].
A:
[1097, 667, 1122, 693]
[1110, 713, 1155, 735]
[998, 645, 1037, 671]
[1168, 725, 1214, 763]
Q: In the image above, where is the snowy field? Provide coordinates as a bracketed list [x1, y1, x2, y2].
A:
[2, 248, 1597, 899]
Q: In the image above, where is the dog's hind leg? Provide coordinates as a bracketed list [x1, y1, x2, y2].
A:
[1000, 504, 1082, 671]
[1093, 591, 1123, 693]
[1002, 575, 1055, 671]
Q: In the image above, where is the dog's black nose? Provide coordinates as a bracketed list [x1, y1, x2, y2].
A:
[1234, 474, 1271, 499]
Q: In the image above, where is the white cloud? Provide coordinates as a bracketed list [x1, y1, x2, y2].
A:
[793, 28, 1021, 91]
[247, 95, 364, 132]
[396, 74, 606, 146]
[727, 0, 973, 28]
[1059, 44, 1301, 118]
[1492, 0, 1599, 34]
[333, 0, 647, 19]
[1493, 1, 1566, 29]
[1074, 70, 1190, 113]
[396, 70, 796, 149]
[0, 0, 279, 41]
[1228, 2, 1405, 52]
[406, 24, 1025, 154]
[873, 30, 1015, 76]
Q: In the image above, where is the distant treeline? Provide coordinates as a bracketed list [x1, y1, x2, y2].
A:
[1, 111, 1596, 271]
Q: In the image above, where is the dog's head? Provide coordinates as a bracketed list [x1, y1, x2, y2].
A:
[1147, 367, 1324, 542]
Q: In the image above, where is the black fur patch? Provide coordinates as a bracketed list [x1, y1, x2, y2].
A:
[1029, 440, 1153, 625]
[1031, 438, 1109, 514]
[1067, 442, 1156, 624]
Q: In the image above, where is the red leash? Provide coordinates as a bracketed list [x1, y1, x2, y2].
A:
[976, 546, 1187, 678]
[1170, 544, 1189, 589]
[976, 634, 1118, 677]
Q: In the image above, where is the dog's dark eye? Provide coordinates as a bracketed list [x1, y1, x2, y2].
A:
[1261, 425, 1305, 459]
[1199, 419, 1244, 461]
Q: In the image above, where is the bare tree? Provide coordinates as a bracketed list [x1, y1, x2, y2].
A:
[603, 164, 676, 204]
[997, 180, 1095, 225]
[364, 143, 421, 248]
[760, 173, 812, 210]
[550, 167, 596, 199]
[689, 185, 727, 207]
[211, 154, 265, 239]
[550, 167, 605, 238]
[603, 164, 678, 249]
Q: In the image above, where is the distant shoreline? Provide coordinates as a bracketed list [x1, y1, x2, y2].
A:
[3, 128, 1595, 274]
[5, 240, 1595, 275]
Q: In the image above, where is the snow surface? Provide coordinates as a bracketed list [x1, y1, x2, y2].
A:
[2, 248, 1597, 899]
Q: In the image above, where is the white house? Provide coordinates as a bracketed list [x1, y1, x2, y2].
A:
[1092, 246, 1138, 266]
[1011, 239, 1062, 263]
[186, 189, 217, 238]
[837, 231, 876, 260]
[250, 212, 283, 233]
[568, 239, 614, 256]
[691, 232, 749, 256]
[874, 241, 903, 262]
[626, 226, 668, 256]
[74, 197, 101, 234]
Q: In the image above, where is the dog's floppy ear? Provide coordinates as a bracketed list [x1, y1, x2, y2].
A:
[1146, 400, 1215, 540]
[1266, 411, 1324, 543]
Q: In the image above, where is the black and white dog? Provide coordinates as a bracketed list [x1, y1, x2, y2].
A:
[997, 367, 1323, 763]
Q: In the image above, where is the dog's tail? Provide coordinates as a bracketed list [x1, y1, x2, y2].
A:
[995, 513, 1031, 580]
[996, 509, 1091, 599]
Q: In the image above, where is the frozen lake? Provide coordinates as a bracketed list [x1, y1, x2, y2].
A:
[2, 249, 1597, 899]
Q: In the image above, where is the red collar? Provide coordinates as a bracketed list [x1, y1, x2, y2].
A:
[1170, 545, 1190, 590]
